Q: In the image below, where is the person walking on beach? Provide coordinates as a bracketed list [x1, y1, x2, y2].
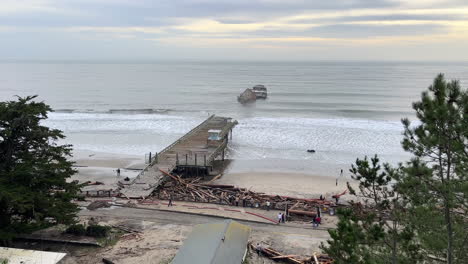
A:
[336, 169, 343, 186]
[266, 201, 271, 211]
[116, 168, 121, 177]
[281, 212, 285, 223]
[277, 213, 282, 224]
[168, 194, 173, 207]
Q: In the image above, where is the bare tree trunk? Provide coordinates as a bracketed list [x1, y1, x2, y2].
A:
[445, 148, 453, 264]
[392, 220, 398, 264]
[445, 202, 453, 264]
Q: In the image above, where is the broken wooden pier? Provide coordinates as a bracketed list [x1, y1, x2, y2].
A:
[120, 115, 237, 199]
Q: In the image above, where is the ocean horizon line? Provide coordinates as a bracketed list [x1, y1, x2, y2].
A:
[2, 59, 468, 65]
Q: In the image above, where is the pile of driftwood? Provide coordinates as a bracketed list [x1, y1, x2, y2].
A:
[249, 242, 334, 264]
[153, 170, 336, 219]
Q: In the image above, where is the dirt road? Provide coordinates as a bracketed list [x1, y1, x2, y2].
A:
[79, 206, 330, 236]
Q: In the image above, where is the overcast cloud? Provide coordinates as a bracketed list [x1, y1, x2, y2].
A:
[1, 0, 468, 61]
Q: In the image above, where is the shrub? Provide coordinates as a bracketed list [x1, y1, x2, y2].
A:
[65, 224, 86, 236]
[86, 225, 111, 238]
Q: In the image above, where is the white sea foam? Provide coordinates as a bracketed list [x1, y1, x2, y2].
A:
[44, 113, 410, 170]
[45, 112, 202, 134]
[230, 117, 409, 166]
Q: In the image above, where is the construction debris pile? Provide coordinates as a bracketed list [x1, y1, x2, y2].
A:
[152, 170, 337, 219]
[249, 242, 334, 264]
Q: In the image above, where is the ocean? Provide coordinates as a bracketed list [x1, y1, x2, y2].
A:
[1, 61, 467, 176]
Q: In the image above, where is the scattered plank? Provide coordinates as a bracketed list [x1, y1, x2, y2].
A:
[271, 255, 301, 259]
[102, 258, 115, 264]
[249, 242, 334, 264]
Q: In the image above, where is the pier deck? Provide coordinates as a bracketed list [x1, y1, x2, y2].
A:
[121, 115, 237, 199]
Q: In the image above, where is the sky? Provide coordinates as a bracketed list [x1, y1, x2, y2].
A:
[1, 0, 468, 61]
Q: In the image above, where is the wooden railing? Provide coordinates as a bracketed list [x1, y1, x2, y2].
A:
[207, 139, 228, 165]
[129, 115, 216, 184]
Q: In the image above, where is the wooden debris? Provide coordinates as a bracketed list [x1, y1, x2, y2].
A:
[102, 258, 115, 264]
[288, 209, 317, 217]
[154, 170, 336, 220]
[331, 190, 347, 199]
[120, 233, 142, 241]
[272, 255, 301, 259]
[207, 174, 223, 183]
[85, 181, 104, 186]
[249, 242, 334, 264]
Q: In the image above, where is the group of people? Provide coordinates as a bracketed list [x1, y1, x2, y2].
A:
[232, 196, 251, 207]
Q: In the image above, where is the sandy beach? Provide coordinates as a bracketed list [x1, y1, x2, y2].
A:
[69, 150, 146, 191]
[70, 150, 355, 199]
[215, 171, 356, 199]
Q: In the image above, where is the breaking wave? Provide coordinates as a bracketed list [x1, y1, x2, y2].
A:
[45, 112, 409, 162]
[55, 108, 172, 114]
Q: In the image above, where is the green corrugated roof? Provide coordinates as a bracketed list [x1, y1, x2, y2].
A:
[172, 220, 251, 264]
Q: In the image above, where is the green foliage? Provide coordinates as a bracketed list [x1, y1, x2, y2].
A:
[65, 224, 87, 236]
[322, 208, 372, 264]
[65, 223, 111, 239]
[0, 95, 79, 244]
[399, 74, 468, 263]
[322, 156, 421, 264]
[86, 225, 111, 238]
[322, 74, 467, 264]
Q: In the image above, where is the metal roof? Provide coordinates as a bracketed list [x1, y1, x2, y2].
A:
[0, 247, 66, 264]
[172, 220, 251, 264]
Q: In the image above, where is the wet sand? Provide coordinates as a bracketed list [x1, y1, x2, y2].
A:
[69, 150, 145, 190]
[214, 171, 356, 199]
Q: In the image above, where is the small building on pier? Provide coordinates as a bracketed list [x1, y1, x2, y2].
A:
[207, 129, 222, 146]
